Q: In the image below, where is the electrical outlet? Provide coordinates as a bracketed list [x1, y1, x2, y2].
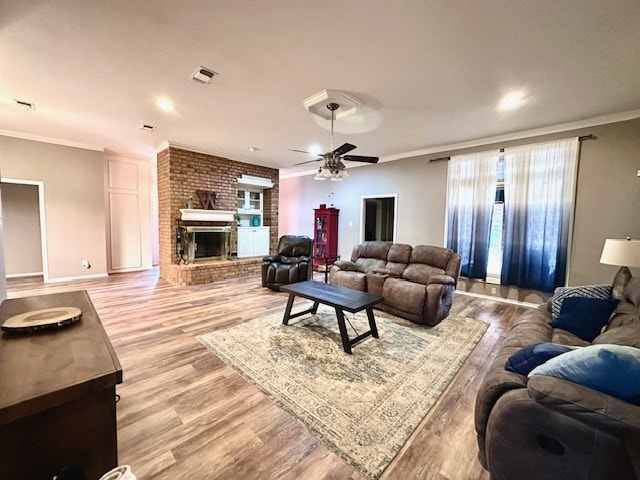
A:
[81, 259, 91, 269]
[490, 286, 497, 294]
[348, 221, 353, 227]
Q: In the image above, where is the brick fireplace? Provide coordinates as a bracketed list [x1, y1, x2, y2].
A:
[157, 145, 279, 286]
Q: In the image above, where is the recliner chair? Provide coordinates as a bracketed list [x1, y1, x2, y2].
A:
[262, 235, 313, 291]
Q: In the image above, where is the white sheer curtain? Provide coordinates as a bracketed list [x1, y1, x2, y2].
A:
[501, 138, 579, 291]
[446, 150, 500, 279]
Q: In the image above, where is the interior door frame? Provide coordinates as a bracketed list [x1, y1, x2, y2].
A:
[359, 193, 398, 243]
[2, 178, 50, 282]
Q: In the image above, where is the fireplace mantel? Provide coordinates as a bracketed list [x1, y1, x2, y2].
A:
[180, 209, 235, 222]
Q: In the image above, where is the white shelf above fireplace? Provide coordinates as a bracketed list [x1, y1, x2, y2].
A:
[180, 209, 235, 222]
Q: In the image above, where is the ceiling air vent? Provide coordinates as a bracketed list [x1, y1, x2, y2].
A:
[139, 124, 156, 132]
[14, 99, 35, 111]
[191, 66, 218, 85]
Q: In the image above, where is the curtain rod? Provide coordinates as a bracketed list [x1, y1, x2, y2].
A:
[428, 134, 595, 163]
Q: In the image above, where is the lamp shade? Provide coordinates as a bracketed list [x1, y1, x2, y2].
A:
[600, 239, 640, 268]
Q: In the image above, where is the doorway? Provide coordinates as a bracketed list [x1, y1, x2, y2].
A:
[360, 194, 397, 242]
[0, 179, 49, 281]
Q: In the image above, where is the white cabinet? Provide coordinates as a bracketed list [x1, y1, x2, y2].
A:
[237, 227, 270, 258]
[236, 188, 263, 226]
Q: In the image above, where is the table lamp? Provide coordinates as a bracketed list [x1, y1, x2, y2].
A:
[600, 238, 640, 297]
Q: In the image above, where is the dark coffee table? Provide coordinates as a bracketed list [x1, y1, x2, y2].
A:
[280, 280, 383, 354]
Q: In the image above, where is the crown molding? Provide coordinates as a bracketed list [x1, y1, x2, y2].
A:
[0, 128, 103, 152]
[103, 148, 154, 162]
[381, 108, 640, 162]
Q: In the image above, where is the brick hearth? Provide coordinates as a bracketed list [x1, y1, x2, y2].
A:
[157, 146, 279, 285]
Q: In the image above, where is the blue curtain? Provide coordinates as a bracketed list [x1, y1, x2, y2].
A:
[446, 151, 500, 279]
[501, 139, 578, 292]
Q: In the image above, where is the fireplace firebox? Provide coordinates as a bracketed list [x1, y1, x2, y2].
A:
[185, 226, 231, 262]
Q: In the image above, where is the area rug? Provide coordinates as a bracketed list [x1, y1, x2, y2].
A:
[197, 304, 487, 479]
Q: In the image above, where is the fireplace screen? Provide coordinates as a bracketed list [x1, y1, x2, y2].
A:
[185, 226, 231, 262]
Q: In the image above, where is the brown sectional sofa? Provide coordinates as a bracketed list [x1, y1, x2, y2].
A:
[329, 241, 461, 326]
[475, 277, 640, 480]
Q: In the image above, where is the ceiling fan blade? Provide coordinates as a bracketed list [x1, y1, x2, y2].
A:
[333, 143, 357, 156]
[293, 158, 322, 166]
[289, 149, 315, 155]
[342, 155, 379, 164]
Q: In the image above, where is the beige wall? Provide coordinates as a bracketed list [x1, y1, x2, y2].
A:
[280, 118, 640, 300]
[280, 157, 448, 255]
[0, 136, 107, 280]
[0, 191, 5, 300]
[1, 183, 43, 275]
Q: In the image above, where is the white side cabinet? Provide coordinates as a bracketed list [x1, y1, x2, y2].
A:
[237, 227, 270, 258]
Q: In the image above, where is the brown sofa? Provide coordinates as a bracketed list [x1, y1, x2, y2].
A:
[329, 241, 461, 326]
[475, 277, 640, 480]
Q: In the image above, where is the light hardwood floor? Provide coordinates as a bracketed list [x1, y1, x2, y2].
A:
[7, 269, 530, 480]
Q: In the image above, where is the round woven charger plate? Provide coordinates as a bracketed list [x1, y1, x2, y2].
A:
[1, 306, 82, 333]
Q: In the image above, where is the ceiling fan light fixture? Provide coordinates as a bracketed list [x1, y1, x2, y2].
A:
[330, 168, 348, 181]
[314, 167, 328, 180]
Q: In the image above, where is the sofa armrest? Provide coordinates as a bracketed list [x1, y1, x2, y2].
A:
[427, 274, 455, 286]
[333, 260, 356, 271]
[528, 375, 640, 433]
[263, 255, 281, 263]
[373, 267, 400, 278]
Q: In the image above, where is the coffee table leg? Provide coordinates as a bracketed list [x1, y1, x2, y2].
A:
[366, 308, 379, 338]
[335, 308, 352, 354]
[282, 293, 295, 325]
[311, 301, 320, 314]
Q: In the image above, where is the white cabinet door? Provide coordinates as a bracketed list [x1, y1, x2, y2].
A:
[237, 228, 251, 257]
[255, 228, 270, 256]
[237, 227, 270, 257]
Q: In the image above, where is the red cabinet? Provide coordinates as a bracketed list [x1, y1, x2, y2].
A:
[313, 206, 339, 271]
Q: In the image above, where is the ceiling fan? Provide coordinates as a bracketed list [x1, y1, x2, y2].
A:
[291, 102, 379, 181]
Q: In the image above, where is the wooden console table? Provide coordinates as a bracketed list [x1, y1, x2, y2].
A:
[0, 290, 123, 479]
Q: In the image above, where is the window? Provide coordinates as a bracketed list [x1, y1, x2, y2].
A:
[447, 138, 579, 292]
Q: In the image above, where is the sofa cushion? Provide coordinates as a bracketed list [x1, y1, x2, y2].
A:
[529, 344, 640, 405]
[354, 257, 387, 274]
[387, 243, 412, 263]
[550, 297, 619, 342]
[550, 284, 612, 319]
[505, 343, 576, 376]
[331, 270, 366, 291]
[382, 277, 424, 315]
[593, 323, 640, 348]
[402, 264, 444, 285]
[410, 245, 453, 270]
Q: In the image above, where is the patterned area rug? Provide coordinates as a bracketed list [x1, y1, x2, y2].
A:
[197, 304, 487, 479]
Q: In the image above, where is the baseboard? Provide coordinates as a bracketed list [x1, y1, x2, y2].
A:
[6, 272, 43, 278]
[456, 289, 541, 308]
[108, 266, 152, 274]
[46, 273, 109, 284]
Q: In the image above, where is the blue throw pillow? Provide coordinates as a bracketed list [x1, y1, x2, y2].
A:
[551, 284, 612, 319]
[505, 343, 576, 376]
[550, 296, 619, 342]
[529, 344, 640, 405]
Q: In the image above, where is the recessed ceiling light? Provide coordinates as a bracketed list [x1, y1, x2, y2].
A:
[156, 97, 174, 112]
[14, 99, 35, 111]
[247, 146, 258, 153]
[139, 124, 156, 131]
[499, 91, 526, 111]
